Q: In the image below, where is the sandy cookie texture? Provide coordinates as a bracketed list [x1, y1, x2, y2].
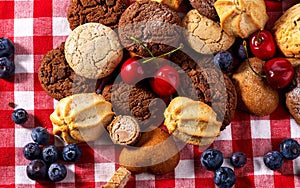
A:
[273, 3, 300, 58]
[67, 0, 129, 30]
[38, 42, 97, 100]
[232, 58, 279, 116]
[64, 23, 123, 79]
[182, 9, 235, 54]
[214, 0, 269, 38]
[118, 1, 182, 57]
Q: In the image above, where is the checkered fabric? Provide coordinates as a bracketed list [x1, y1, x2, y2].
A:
[0, 0, 300, 187]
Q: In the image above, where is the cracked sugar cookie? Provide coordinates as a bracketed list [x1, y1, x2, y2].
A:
[182, 9, 235, 54]
[65, 23, 123, 79]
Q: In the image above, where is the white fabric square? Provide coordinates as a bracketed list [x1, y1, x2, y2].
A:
[14, 18, 33, 37]
[136, 173, 155, 181]
[253, 157, 273, 175]
[216, 124, 232, 140]
[14, 91, 34, 110]
[250, 120, 271, 139]
[175, 160, 195, 179]
[15, 166, 35, 184]
[290, 119, 300, 138]
[15, 128, 33, 147]
[53, 17, 71, 36]
[14, 55, 34, 73]
[94, 163, 115, 182]
[61, 164, 75, 183]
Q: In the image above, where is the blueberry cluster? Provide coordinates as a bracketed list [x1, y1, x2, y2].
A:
[0, 37, 15, 79]
[200, 149, 247, 188]
[263, 138, 300, 170]
[23, 126, 82, 182]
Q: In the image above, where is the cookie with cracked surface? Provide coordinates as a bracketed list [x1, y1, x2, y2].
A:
[189, 0, 219, 21]
[38, 42, 97, 101]
[64, 23, 123, 79]
[273, 3, 300, 58]
[67, 0, 129, 30]
[118, 1, 182, 57]
[182, 9, 235, 54]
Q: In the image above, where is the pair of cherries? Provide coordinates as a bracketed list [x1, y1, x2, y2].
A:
[120, 56, 179, 96]
[248, 29, 294, 89]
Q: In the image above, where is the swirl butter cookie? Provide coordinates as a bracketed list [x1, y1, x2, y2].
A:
[65, 23, 123, 79]
[182, 9, 235, 54]
[67, 0, 129, 30]
[38, 42, 97, 100]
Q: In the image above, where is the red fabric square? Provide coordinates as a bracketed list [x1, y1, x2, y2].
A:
[14, 73, 34, 91]
[252, 139, 272, 157]
[0, 110, 15, 128]
[0, 147, 15, 166]
[33, 36, 53, 55]
[0, 77, 14, 92]
[14, 37, 34, 55]
[195, 178, 215, 188]
[0, 19, 14, 38]
[34, 17, 52, 36]
[32, 109, 54, 128]
[75, 163, 95, 182]
[34, 91, 54, 109]
[0, 166, 15, 185]
[34, 55, 44, 73]
[34, 0, 52, 17]
[53, 0, 70, 17]
[14, 1, 33, 19]
[0, 92, 15, 111]
[0, 2, 14, 19]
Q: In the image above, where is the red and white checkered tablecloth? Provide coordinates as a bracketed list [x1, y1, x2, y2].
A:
[1, 0, 300, 187]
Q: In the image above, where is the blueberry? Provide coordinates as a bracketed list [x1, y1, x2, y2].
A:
[200, 149, 223, 171]
[214, 51, 233, 71]
[230, 152, 247, 168]
[23, 142, 42, 160]
[62, 144, 82, 162]
[214, 167, 236, 188]
[12, 108, 28, 125]
[31, 127, 50, 145]
[237, 44, 247, 59]
[26, 159, 48, 180]
[280, 138, 300, 160]
[263, 151, 284, 170]
[0, 37, 14, 57]
[0, 57, 15, 79]
[42, 145, 59, 164]
[48, 163, 67, 182]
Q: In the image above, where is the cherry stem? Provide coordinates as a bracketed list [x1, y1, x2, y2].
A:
[142, 44, 183, 64]
[243, 40, 266, 78]
[129, 36, 154, 57]
[257, 30, 262, 44]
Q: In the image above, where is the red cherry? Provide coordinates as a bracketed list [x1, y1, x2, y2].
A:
[150, 65, 180, 96]
[120, 57, 145, 84]
[250, 30, 276, 60]
[264, 58, 295, 89]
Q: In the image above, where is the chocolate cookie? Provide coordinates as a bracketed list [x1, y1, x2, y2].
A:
[170, 48, 237, 129]
[38, 42, 97, 100]
[118, 1, 182, 57]
[101, 80, 166, 129]
[286, 66, 300, 125]
[189, 0, 219, 21]
[67, 0, 129, 30]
